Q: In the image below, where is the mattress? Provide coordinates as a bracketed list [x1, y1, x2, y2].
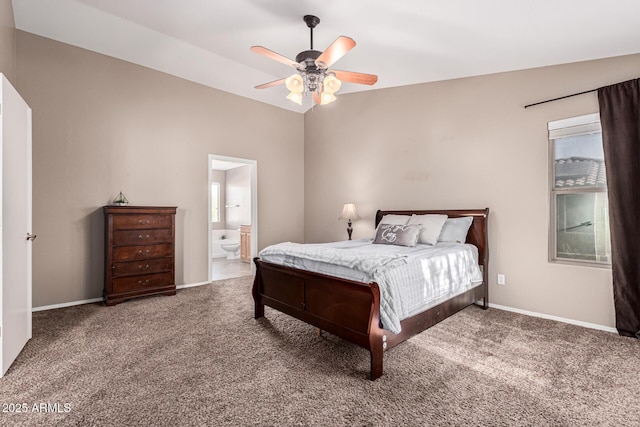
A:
[259, 239, 483, 333]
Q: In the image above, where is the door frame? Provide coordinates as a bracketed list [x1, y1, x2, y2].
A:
[207, 154, 258, 282]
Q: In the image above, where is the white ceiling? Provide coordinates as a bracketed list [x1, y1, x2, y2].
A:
[12, 0, 640, 113]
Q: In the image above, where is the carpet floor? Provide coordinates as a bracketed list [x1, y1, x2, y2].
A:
[1, 275, 638, 426]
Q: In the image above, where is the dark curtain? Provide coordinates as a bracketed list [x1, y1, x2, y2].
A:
[598, 78, 640, 338]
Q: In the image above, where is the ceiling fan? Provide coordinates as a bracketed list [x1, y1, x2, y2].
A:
[251, 15, 378, 106]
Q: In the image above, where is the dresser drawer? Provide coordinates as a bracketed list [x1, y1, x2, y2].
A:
[113, 229, 172, 245]
[113, 215, 172, 230]
[113, 244, 173, 261]
[113, 272, 174, 293]
[112, 258, 173, 277]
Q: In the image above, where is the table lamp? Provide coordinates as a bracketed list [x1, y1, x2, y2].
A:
[339, 203, 360, 240]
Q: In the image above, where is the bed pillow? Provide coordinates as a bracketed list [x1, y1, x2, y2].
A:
[378, 214, 410, 225]
[373, 224, 422, 247]
[407, 214, 448, 245]
[372, 214, 411, 239]
[438, 216, 474, 243]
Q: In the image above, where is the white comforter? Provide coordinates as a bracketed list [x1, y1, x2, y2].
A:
[259, 239, 483, 334]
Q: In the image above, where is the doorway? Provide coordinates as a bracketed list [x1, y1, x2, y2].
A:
[208, 154, 257, 282]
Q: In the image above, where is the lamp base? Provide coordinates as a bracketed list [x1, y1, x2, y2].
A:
[347, 219, 353, 240]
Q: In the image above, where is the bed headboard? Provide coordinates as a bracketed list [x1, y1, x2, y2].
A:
[375, 209, 490, 282]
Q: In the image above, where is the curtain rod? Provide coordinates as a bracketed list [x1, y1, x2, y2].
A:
[524, 88, 597, 109]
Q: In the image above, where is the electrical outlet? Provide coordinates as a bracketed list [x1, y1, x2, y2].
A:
[497, 274, 506, 285]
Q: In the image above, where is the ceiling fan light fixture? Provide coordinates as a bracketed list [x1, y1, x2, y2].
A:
[320, 92, 337, 105]
[285, 73, 304, 93]
[323, 74, 342, 94]
[286, 91, 303, 105]
[252, 14, 377, 108]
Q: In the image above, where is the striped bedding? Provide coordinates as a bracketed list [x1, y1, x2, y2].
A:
[258, 239, 483, 334]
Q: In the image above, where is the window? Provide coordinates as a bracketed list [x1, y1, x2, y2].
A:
[211, 182, 220, 223]
[549, 113, 610, 266]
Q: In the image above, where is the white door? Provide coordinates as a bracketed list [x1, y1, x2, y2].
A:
[0, 74, 33, 378]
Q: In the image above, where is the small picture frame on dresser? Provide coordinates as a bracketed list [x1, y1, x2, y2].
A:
[103, 205, 177, 306]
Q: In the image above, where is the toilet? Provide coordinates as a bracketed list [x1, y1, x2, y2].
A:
[220, 241, 241, 259]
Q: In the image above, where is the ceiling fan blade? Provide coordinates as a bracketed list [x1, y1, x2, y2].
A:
[332, 70, 378, 86]
[313, 91, 321, 105]
[315, 36, 356, 69]
[255, 78, 287, 89]
[250, 46, 301, 69]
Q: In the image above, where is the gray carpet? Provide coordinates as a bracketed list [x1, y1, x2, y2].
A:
[1, 276, 638, 426]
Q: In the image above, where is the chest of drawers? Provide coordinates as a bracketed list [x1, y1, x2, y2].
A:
[104, 205, 177, 305]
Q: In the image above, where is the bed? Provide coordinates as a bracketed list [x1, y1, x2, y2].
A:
[252, 208, 489, 380]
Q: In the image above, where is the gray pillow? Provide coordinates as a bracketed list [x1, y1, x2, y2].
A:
[438, 216, 473, 243]
[373, 224, 422, 247]
[372, 214, 411, 239]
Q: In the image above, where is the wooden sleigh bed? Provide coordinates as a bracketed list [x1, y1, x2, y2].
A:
[252, 208, 489, 380]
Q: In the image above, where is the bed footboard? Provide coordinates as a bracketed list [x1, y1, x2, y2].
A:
[252, 258, 386, 379]
[252, 264, 488, 380]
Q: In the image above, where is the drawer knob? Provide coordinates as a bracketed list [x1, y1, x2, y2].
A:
[138, 234, 151, 240]
[139, 264, 150, 270]
[138, 279, 150, 284]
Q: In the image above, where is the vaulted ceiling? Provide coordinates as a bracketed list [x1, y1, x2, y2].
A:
[13, 0, 640, 113]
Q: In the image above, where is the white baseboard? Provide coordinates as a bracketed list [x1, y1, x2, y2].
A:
[488, 303, 618, 334]
[176, 281, 210, 290]
[33, 281, 211, 312]
[33, 297, 104, 312]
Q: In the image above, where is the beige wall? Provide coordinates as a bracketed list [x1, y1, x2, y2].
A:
[16, 31, 304, 307]
[304, 53, 640, 329]
[0, 0, 15, 83]
[225, 165, 251, 230]
[211, 169, 226, 230]
[10, 22, 638, 328]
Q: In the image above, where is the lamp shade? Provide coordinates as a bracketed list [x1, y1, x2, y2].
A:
[320, 92, 337, 105]
[339, 203, 360, 220]
[286, 91, 303, 105]
[323, 75, 342, 94]
[285, 74, 304, 93]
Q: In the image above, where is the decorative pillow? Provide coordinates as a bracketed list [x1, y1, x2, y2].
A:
[438, 216, 474, 243]
[407, 214, 448, 245]
[373, 224, 422, 247]
[372, 214, 410, 239]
